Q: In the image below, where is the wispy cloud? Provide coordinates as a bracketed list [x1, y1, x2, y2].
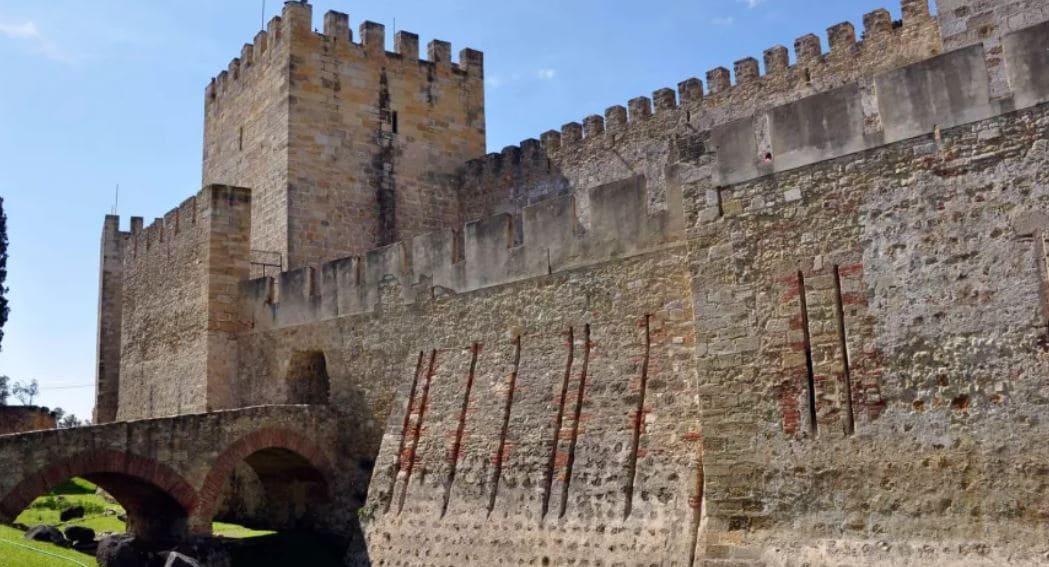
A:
[0, 21, 37, 39]
[487, 68, 558, 89]
[711, 16, 735, 27]
[738, 0, 766, 7]
[0, 19, 74, 63]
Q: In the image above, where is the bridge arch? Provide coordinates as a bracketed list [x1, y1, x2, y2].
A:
[191, 427, 334, 533]
[0, 449, 197, 542]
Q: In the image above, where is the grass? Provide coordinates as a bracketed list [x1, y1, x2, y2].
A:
[0, 525, 97, 567]
[1, 477, 281, 566]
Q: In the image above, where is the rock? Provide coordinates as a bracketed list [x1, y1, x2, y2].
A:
[96, 534, 151, 567]
[24, 525, 68, 547]
[59, 505, 85, 521]
[161, 551, 203, 567]
[64, 525, 96, 544]
[168, 537, 232, 567]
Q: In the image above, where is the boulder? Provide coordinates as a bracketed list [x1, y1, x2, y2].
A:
[64, 525, 96, 544]
[96, 534, 152, 567]
[24, 525, 68, 547]
[59, 505, 85, 521]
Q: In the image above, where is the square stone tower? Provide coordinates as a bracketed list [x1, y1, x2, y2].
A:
[203, 1, 486, 271]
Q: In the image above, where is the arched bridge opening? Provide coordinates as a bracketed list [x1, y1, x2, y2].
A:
[0, 449, 197, 543]
[192, 429, 333, 534]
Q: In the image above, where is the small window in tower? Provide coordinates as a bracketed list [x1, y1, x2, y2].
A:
[238, 126, 244, 151]
[391, 111, 399, 134]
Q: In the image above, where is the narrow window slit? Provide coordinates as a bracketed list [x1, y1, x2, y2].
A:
[559, 323, 591, 519]
[398, 349, 438, 514]
[797, 271, 818, 436]
[541, 327, 574, 519]
[488, 335, 521, 516]
[385, 351, 425, 512]
[832, 265, 856, 435]
[441, 343, 480, 517]
[623, 315, 651, 519]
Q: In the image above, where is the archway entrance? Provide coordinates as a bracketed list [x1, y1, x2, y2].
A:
[285, 350, 330, 405]
[0, 450, 197, 545]
[213, 447, 329, 531]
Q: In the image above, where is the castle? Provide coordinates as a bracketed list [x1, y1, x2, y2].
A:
[54, 0, 1049, 563]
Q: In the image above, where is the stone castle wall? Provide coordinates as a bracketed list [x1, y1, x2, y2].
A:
[115, 185, 251, 420]
[95, 216, 129, 423]
[204, 1, 485, 271]
[203, 14, 291, 274]
[92, 0, 1049, 563]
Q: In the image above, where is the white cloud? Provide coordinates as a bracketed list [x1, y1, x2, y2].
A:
[0, 19, 74, 63]
[0, 21, 38, 40]
[487, 68, 557, 89]
[738, 0, 766, 7]
[711, 16, 735, 26]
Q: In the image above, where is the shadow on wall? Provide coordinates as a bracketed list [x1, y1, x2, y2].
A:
[286, 350, 330, 405]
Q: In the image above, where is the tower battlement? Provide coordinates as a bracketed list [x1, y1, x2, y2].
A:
[538, 0, 941, 157]
[203, 0, 486, 273]
[204, 4, 483, 106]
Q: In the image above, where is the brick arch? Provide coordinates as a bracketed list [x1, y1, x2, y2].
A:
[0, 449, 198, 540]
[190, 427, 334, 532]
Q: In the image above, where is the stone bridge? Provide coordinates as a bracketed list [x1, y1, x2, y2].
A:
[0, 405, 350, 543]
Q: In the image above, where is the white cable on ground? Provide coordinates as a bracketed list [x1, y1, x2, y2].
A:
[0, 537, 90, 567]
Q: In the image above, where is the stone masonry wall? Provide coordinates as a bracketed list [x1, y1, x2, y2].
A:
[282, 3, 485, 269]
[460, 0, 943, 227]
[204, 2, 485, 272]
[203, 14, 291, 268]
[95, 215, 129, 424]
[117, 185, 251, 420]
[937, 0, 1049, 97]
[235, 246, 699, 566]
[685, 98, 1049, 566]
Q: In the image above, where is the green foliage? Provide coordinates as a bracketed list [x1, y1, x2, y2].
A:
[356, 503, 376, 523]
[0, 375, 8, 406]
[0, 197, 8, 353]
[51, 478, 96, 495]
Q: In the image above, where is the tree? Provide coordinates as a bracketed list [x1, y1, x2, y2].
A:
[0, 375, 8, 405]
[58, 413, 88, 429]
[0, 197, 8, 351]
[12, 378, 38, 405]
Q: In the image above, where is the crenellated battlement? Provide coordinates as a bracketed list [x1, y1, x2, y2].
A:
[241, 175, 682, 329]
[537, 0, 940, 155]
[119, 187, 249, 264]
[123, 195, 198, 261]
[205, 1, 483, 106]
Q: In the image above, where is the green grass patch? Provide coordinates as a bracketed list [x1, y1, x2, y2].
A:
[4, 477, 288, 566]
[213, 522, 275, 539]
[0, 525, 97, 567]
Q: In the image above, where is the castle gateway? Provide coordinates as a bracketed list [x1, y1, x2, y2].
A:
[3, 0, 1048, 564]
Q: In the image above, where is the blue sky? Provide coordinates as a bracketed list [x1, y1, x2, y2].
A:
[0, 0, 921, 419]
